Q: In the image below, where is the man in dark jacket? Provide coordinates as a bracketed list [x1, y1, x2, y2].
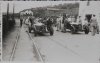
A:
[46, 18, 53, 31]
[47, 18, 53, 26]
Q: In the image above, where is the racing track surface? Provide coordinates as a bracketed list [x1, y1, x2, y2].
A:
[30, 28, 100, 63]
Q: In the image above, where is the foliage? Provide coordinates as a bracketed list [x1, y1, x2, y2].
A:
[32, 7, 46, 18]
[21, 3, 79, 17]
[53, 3, 79, 9]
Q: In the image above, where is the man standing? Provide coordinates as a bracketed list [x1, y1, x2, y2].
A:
[61, 14, 67, 32]
[28, 16, 35, 33]
[56, 16, 62, 31]
[77, 16, 82, 30]
[90, 15, 99, 36]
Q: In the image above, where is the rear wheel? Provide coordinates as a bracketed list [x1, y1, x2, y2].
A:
[50, 27, 54, 36]
[34, 31, 37, 36]
[70, 26, 75, 34]
[34, 28, 37, 36]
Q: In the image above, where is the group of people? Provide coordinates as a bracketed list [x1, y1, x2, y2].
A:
[20, 16, 34, 32]
[89, 15, 99, 36]
[56, 14, 99, 36]
[56, 15, 77, 32]
[20, 14, 99, 36]
[83, 15, 99, 36]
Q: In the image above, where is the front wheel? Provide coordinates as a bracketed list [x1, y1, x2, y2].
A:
[70, 26, 75, 34]
[49, 27, 54, 36]
[84, 26, 89, 34]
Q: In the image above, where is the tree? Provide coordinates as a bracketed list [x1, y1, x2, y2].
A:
[32, 7, 46, 18]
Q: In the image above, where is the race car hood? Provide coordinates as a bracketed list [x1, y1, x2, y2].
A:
[34, 22, 44, 26]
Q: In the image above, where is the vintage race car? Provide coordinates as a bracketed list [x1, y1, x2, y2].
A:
[29, 21, 54, 36]
[64, 21, 89, 34]
[70, 22, 89, 34]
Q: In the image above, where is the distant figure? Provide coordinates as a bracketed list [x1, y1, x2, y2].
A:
[56, 16, 62, 31]
[29, 16, 34, 26]
[90, 15, 99, 36]
[62, 16, 69, 33]
[25, 17, 29, 25]
[24, 17, 30, 32]
[61, 14, 67, 32]
[77, 16, 82, 30]
[20, 17, 23, 27]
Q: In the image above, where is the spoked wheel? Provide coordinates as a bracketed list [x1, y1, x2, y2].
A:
[49, 27, 54, 36]
[84, 26, 89, 34]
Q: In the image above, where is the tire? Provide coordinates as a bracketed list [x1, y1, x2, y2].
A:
[50, 27, 54, 36]
[84, 26, 89, 34]
[70, 26, 75, 34]
[34, 29, 37, 36]
[34, 31, 37, 36]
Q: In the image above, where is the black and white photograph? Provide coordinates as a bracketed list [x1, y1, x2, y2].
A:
[1, 0, 100, 1]
[2, 1, 100, 63]
[0, 3, 2, 61]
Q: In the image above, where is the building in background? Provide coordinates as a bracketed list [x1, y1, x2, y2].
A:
[45, 7, 79, 17]
[20, 9, 33, 17]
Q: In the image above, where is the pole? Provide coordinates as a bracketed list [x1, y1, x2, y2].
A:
[13, 4, 15, 20]
[13, 3, 15, 24]
[7, 3, 9, 22]
[6, 3, 9, 32]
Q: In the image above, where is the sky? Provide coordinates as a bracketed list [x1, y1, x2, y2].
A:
[1, 1, 79, 13]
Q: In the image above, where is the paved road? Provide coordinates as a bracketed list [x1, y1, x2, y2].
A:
[13, 26, 37, 61]
[3, 18, 100, 62]
[30, 28, 100, 63]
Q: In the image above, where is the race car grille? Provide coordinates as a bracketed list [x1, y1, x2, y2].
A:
[35, 25, 46, 31]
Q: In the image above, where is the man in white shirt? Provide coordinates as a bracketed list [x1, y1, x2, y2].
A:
[90, 15, 99, 36]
